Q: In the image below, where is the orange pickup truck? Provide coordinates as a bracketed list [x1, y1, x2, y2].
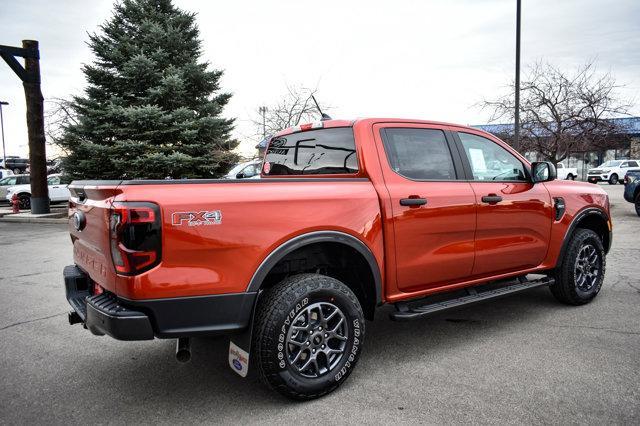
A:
[64, 118, 611, 400]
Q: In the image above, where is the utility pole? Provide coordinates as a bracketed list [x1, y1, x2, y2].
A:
[514, 0, 522, 152]
[0, 40, 49, 213]
[0, 101, 7, 168]
[258, 106, 267, 139]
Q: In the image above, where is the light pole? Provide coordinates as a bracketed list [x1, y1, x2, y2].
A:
[514, 0, 521, 151]
[0, 101, 7, 168]
[258, 106, 267, 139]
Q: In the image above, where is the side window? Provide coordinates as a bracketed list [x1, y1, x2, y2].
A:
[6, 177, 17, 185]
[241, 164, 258, 178]
[620, 162, 628, 168]
[47, 176, 61, 185]
[458, 132, 527, 181]
[381, 128, 456, 180]
[557, 163, 564, 169]
[628, 161, 639, 167]
[18, 176, 29, 184]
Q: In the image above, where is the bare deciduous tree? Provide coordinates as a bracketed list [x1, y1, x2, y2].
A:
[253, 85, 328, 140]
[481, 60, 630, 164]
[45, 97, 77, 156]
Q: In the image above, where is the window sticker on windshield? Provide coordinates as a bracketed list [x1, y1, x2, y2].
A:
[468, 148, 487, 172]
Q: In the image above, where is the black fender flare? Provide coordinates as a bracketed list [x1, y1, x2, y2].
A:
[555, 207, 611, 269]
[245, 230, 383, 305]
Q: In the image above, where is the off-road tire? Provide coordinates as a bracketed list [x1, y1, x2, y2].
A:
[550, 228, 605, 305]
[253, 273, 365, 400]
[608, 174, 618, 185]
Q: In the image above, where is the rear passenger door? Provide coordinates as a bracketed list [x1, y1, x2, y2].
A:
[374, 124, 476, 292]
[452, 131, 552, 276]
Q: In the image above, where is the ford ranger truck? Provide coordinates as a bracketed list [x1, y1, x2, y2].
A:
[64, 118, 612, 400]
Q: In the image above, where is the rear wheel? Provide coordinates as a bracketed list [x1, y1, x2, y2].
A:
[550, 228, 605, 305]
[254, 273, 365, 400]
[567, 174, 575, 180]
[608, 174, 618, 185]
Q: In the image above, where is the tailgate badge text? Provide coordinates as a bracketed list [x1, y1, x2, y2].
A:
[172, 210, 222, 226]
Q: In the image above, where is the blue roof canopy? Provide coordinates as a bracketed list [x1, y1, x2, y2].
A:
[473, 117, 640, 137]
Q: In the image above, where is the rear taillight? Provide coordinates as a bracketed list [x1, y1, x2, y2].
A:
[109, 202, 162, 275]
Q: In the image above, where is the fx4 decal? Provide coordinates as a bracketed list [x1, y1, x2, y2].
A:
[172, 210, 222, 226]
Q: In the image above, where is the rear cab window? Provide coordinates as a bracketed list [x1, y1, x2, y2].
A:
[263, 127, 358, 175]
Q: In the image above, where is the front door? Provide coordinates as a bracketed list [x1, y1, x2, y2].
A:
[453, 130, 552, 276]
[374, 124, 477, 293]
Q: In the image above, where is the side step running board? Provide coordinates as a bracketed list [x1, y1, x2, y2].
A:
[390, 276, 554, 321]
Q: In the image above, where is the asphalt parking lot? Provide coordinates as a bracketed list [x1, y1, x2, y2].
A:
[0, 184, 638, 424]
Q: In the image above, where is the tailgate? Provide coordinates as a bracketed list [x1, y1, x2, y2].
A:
[68, 181, 122, 294]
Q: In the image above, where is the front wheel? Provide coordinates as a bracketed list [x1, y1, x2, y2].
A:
[17, 193, 31, 210]
[608, 174, 618, 185]
[254, 273, 365, 400]
[566, 174, 575, 180]
[550, 228, 605, 305]
[635, 193, 640, 217]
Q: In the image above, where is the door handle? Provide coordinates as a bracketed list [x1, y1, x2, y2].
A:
[400, 197, 427, 206]
[481, 194, 503, 204]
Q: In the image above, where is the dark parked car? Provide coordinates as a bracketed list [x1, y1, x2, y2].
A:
[0, 156, 29, 174]
[623, 169, 640, 216]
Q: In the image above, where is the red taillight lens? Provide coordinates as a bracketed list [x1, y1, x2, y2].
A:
[110, 202, 161, 275]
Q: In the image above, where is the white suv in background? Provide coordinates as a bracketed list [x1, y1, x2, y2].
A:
[587, 159, 640, 185]
[5, 174, 71, 210]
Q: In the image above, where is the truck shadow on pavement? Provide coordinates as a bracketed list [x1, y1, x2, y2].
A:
[83, 286, 566, 413]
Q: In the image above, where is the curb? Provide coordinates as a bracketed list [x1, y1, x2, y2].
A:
[0, 216, 68, 224]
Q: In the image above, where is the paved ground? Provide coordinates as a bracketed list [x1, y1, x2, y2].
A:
[0, 184, 638, 424]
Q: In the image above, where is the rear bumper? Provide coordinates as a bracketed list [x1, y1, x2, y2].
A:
[64, 265, 257, 340]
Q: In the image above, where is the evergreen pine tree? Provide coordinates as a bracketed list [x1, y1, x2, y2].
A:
[59, 0, 239, 179]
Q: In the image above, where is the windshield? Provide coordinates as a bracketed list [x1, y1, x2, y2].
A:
[600, 160, 622, 168]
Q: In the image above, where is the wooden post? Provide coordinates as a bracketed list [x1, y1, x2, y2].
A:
[22, 40, 49, 214]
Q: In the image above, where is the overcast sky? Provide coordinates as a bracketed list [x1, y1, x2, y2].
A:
[1, 0, 639, 158]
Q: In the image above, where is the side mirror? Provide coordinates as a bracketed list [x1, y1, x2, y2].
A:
[236, 172, 245, 179]
[531, 161, 557, 183]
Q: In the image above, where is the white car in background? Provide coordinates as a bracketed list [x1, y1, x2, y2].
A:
[224, 160, 262, 179]
[1, 168, 15, 179]
[555, 163, 578, 180]
[587, 159, 640, 185]
[5, 174, 71, 210]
